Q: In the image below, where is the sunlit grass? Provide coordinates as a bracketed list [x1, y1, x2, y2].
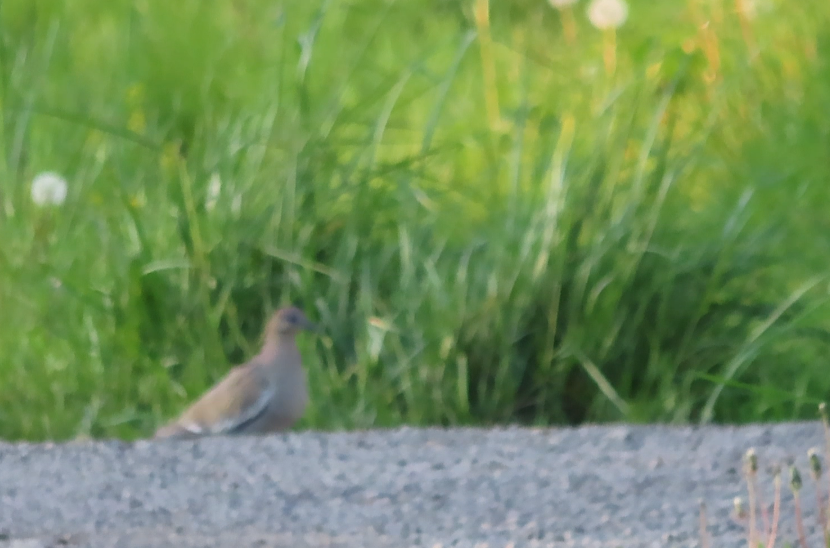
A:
[0, 0, 828, 440]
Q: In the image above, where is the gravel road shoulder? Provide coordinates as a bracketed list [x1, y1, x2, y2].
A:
[0, 423, 825, 548]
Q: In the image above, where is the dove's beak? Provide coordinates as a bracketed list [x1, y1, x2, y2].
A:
[302, 317, 320, 333]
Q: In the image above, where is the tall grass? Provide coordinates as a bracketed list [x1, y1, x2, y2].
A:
[0, 0, 828, 440]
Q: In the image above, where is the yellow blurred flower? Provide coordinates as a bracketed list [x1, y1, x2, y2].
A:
[128, 111, 146, 134]
[160, 142, 183, 174]
[129, 190, 146, 209]
[125, 83, 145, 107]
[126, 83, 147, 133]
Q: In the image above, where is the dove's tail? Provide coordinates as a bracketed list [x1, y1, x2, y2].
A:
[153, 421, 202, 440]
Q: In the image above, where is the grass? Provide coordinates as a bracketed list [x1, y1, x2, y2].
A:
[0, 0, 829, 441]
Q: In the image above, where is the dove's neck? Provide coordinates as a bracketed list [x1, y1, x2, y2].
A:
[260, 334, 299, 364]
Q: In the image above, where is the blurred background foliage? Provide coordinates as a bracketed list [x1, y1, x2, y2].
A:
[0, 0, 828, 440]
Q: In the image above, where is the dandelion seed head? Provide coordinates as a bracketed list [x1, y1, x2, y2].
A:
[587, 0, 628, 30]
[31, 172, 68, 207]
[737, 0, 773, 20]
[549, 0, 579, 8]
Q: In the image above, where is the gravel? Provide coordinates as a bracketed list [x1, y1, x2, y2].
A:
[0, 423, 827, 548]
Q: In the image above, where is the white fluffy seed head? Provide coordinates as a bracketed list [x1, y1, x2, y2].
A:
[549, 0, 579, 8]
[31, 172, 68, 207]
[587, 0, 628, 29]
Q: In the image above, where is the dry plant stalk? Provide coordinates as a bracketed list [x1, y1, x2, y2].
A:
[734, 0, 757, 60]
[699, 500, 710, 548]
[764, 465, 781, 548]
[472, 0, 501, 133]
[745, 448, 760, 547]
[820, 403, 830, 543]
[708, 403, 830, 548]
[790, 466, 808, 548]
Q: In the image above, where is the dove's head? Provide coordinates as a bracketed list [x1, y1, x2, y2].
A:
[266, 307, 317, 339]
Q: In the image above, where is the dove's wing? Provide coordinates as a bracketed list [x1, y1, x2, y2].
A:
[163, 360, 275, 437]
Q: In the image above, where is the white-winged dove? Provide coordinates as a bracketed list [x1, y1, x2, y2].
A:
[154, 306, 316, 439]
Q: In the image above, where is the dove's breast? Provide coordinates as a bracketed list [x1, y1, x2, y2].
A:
[244, 347, 309, 433]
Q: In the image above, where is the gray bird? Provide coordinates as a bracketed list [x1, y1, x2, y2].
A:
[154, 306, 317, 439]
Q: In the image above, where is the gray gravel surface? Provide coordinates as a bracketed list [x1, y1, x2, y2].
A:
[0, 423, 827, 548]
